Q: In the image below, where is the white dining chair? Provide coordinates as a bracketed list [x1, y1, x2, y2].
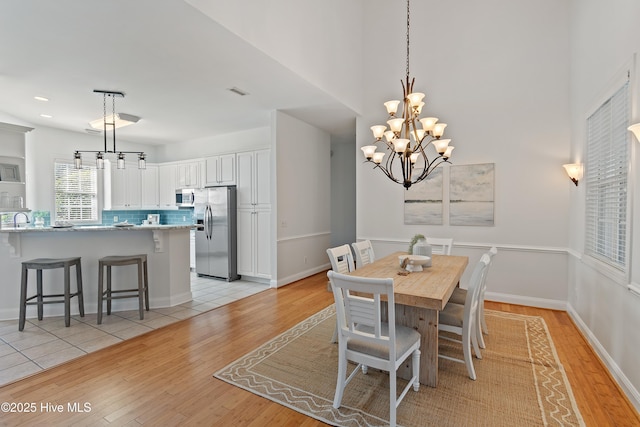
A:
[326, 245, 356, 343]
[426, 237, 453, 255]
[328, 270, 421, 427]
[351, 240, 375, 268]
[438, 253, 490, 380]
[449, 247, 497, 349]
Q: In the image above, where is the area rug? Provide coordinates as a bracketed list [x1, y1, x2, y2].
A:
[214, 305, 585, 427]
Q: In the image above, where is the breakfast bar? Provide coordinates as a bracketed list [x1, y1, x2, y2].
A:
[0, 224, 193, 321]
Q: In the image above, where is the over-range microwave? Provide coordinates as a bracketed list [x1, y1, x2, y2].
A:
[175, 189, 196, 207]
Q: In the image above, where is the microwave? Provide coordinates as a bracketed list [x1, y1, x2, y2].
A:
[175, 189, 196, 207]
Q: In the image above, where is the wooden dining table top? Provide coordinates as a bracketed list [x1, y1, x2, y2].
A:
[347, 251, 469, 311]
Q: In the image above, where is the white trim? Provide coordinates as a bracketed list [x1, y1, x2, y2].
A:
[485, 292, 567, 311]
[567, 304, 640, 413]
[277, 231, 331, 243]
[275, 263, 330, 288]
[362, 238, 569, 255]
[628, 283, 640, 298]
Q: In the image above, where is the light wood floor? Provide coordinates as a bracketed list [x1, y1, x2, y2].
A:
[0, 271, 638, 426]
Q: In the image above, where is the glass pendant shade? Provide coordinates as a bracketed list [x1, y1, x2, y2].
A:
[431, 138, 451, 154]
[420, 117, 438, 131]
[372, 152, 385, 164]
[74, 152, 82, 169]
[361, 145, 378, 160]
[384, 100, 401, 115]
[410, 152, 420, 164]
[370, 125, 387, 140]
[432, 123, 447, 138]
[384, 130, 396, 142]
[96, 152, 104, 169]
[388, 118, 405, 133]
[412, 128, 425, 142]
[393, 138, 410, 153]
[138, 153, 146, 170]
[443, 146, 454, 159]
[407, 92, 425, 106]
[628, 123, 640, 142]
[117, 152, 125, 169]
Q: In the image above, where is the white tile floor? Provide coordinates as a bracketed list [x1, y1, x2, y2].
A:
[0, 273, 269, 386]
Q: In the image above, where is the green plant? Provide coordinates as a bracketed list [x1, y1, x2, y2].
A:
[408, 233, 425, 254]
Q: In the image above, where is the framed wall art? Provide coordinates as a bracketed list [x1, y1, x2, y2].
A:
[404, 167, 443, 225]
[449, 163, 495, 226]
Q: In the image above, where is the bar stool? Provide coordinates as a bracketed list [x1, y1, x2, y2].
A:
[97, 254, 149, 324]
[19, 257, 84, 331]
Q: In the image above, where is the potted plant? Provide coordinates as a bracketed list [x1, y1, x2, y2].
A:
[408, 234, 426, 254]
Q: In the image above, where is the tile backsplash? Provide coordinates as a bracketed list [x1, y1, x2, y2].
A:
[102, 209, 194, 225]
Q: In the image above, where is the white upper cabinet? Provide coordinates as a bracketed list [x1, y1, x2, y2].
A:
[158, 163, 177, 208]
[176, 161, 201, 189]
[109, 164, 159, 209]
[141, 165, 159, 208]
[237, 149, 270, 210]
[205, 154, 236, 186]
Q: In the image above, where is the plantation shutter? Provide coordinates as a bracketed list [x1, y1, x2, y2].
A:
[54, 161, 98, 222]
[584, 81, 629, 271]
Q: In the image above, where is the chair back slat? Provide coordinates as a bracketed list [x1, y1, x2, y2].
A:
[352, 240, 375, 268]
[326, 245, 355, 273]
[426, 237, 453, 255]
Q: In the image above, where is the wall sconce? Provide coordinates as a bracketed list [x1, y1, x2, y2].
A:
[563, 163, 583, 186]
[628, 123, 640, 142]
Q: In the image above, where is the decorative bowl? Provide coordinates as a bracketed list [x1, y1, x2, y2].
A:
[398, 255, 431, 272]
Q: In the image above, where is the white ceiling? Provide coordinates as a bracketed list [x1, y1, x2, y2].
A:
[0, 0, 356, 146]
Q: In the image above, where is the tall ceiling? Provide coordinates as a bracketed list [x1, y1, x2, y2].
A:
[0, 0, 356, 146]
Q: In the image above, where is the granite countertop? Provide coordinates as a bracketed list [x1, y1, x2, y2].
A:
[0, 224, 194, 233]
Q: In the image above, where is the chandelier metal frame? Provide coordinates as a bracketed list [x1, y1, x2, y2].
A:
[74, 89, 146, 170]
[361, 0, 454, 189]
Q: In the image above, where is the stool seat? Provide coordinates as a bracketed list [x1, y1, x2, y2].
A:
[98, 254, 149, 324]
[20, 257, 84, 331]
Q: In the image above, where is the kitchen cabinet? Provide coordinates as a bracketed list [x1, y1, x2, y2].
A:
[205, 154, 235, 186]
[237, 209, 271, 278]
[158, 163, 177, 208]
[110, 164, 158, 209]
[236, 149, 270, 210]
[176, 161, 201, 189]
[0, 123, 32, 213]
[236, 149, 271, 279]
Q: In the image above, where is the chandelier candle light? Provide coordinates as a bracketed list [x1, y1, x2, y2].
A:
[361, 0, 454, 189]
[74, 90, 145, 170]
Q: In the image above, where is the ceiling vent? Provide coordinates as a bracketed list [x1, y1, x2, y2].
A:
[228, 87, 249, 96]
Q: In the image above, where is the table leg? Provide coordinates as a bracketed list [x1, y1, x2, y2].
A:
[395, 304, 439, 387]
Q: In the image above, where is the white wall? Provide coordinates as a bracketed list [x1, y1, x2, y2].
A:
[567, 0, 640, 410]
[357, 0, 572, 305]
[274, 111, 330, 286]
[156, 127, 270, 162]
[185, 0, 364, 115]
[330, 140, 356, 247]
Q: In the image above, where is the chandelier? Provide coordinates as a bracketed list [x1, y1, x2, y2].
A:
[74, 90, 145, 170]
[360, 0, 454, 189]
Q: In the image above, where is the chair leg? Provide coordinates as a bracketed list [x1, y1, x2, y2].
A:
[106, 266, 112, 315]
[143, 259, 149, 311]
[389, 367, 397, 427]
[332, 349, 347, 409]
[63, 265, 71, 327]
[477, 313, 486, 349]
[76, 260, 84, 317]
[97, 262, 104, 325]
[462, 325, 477, 380]
[36, 269, 43, 321]
[412, 349, 420, 391]
[330, 323, 338, 343]
[19, 266, 28, 331]
[137, 260, 144, 320]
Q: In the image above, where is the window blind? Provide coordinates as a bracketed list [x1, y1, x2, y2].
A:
[54, 161, 98, 222]
[584, 81, 629, 271]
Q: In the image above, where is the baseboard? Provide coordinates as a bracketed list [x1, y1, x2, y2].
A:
[485, 291, 567, 311]
[567, 304, 640, 413]
[276, 264, 329, 288]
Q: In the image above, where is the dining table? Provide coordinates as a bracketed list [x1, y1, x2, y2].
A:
[347, 251, 469, 387]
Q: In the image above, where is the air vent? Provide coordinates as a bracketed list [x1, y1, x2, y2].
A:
[228, 87, 249, 96]
[85, 128, 102, 135]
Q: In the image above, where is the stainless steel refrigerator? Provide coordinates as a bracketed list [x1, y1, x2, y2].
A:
[194, 186, 239, 281]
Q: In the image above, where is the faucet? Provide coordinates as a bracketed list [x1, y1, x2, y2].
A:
[13, 212, 30, 228]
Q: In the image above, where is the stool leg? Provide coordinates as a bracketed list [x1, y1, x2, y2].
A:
[137, 260, 144, 320]
[106, 265, 112, 315]
[19, 266, 28, 331]
[36, 269, 44, 321]
[64, 264, 71, 327]
[97, 262, 104, 325]
[143, 259, 149, 311]
[76, 260, 84, 317]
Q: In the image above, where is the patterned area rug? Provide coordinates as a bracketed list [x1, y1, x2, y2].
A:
[214, 306, 585, 427]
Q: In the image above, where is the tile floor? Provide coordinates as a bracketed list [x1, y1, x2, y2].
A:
[0, 273, 269, 386]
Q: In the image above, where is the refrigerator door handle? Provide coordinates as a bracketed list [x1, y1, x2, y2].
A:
[207, 205, 213, 240]
[204, 205, 210, 240]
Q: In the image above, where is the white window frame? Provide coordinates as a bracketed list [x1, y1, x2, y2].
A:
[583, 74, 632, 283]
[54, 160, 101, 224]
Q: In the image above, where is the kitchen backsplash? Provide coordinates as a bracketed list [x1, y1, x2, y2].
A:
[102, 209, 194, 225]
